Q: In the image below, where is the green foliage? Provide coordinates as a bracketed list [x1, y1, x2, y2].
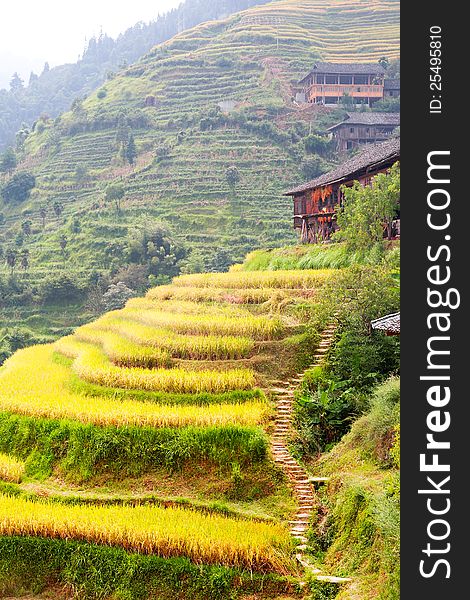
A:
[301, 156, 327, 180]
[320, 265, 400, 334]
[0, 537, 290, 600]
[349, 378, 400, 466]
[1, 171, 36, 204]
[0, 327, 50, 366]
[0, 148, 17, 174]
[328, 331, 399, 391]
[38, 273, 83, 304]
[225, 165, 241, 188]
[336, 162, 400, 251]
[294, 376, 358, 454]
[0, 412, 268, 481]
[105, 182, 126, 211]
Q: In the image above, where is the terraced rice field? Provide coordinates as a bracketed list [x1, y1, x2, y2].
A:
[4, 0, 399, 297]
[0, 268, 334, 581]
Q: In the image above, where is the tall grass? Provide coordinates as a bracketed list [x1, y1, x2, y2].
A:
[0, 493, 294, 573]
[0, 412, 269, 479]
[75, 326, 172, 368]
[0, 537, 294, 600]
[56, 338, 257, 394]
[172, 270, 334, 289]
[121, 309, 285, 340]
[146, 285, 316, 304]
[78, 318, 255, 360]
[0, 453, 25, 483]
[238, 245, 393, 272]
[0, 346, 267, 429]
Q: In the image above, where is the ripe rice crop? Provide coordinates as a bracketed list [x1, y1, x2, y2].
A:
[171, 269, 334, 290]
[122, 309, 285, 340]
[83, 317, 254, 360]
[125, 298, 250, 316]
[75, 326, 172, 368]
[146, 285, 316, 304]
[0, 346, 269, 429]
[0, 494, 294, 573]
[55, 338, 256, 393]
[0, 453, 25, 483]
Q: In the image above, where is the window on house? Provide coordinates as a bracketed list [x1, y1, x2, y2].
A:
[354, 75, 368, 85]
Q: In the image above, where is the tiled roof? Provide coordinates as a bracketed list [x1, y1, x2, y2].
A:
[328, 112, 400, 130]
[299, 62, 385, 83]
[371, 312, 400, 335]
[285, 137, 400, 195]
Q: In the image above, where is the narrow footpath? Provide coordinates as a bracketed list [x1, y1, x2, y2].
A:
[270, 323, 352, 584]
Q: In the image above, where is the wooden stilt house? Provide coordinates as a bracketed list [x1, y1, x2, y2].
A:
[285, 137, 400, 243]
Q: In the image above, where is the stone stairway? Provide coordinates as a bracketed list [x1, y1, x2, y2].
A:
[270, 323, 352, 585]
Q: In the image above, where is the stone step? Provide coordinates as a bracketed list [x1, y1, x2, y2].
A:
[292, 535, 308, 543]
[315, 575, 353, 584]
[308, 476, 330, 484]
[296, 555, 322, 573]
[295, 544, 310, 551]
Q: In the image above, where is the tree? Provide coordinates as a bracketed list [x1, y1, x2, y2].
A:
[0, 148, 17, 175]
[126, 134, 137, 165]
[39, 206, 47, 229]
[20, 249, 29, 271]
[5, 248, 18, 275]
[21, 220, 32, 236]
[1, 172, 36, 204]
[225, 165, 241, 188]
[378, 56, 389, 69]
[105, 182, 126, 213]
[53, 201, 64, 219]
[336, 162, 400, 251]
[102, 281, 135, 311]
[10, 73, 24, 93]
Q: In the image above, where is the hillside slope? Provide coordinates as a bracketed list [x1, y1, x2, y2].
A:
[0, 0, 399, 335]
[0, 0, 272, 150]
[0, 267, 336, 598]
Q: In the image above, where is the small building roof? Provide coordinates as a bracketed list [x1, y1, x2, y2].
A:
[299, 62, 385, 83]
[371, 312, 400, 335]
[285, 136, 400, 195]
[327, 112, 400, 131]
[384, 78, 401, 90]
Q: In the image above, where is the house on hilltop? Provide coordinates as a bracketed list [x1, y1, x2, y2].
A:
[298, 62, 386, 107]
[328, 112, 400, 151]
[285, 137, 400, 244]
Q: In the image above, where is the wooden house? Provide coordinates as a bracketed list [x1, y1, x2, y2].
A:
[328, 112, 400, 151]
[285, 137, 400, 243]
[299, 62, 386, 107]
[384, 78, 400, 98]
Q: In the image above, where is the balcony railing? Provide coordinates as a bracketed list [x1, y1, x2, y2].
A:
[308, 84, 383, 98]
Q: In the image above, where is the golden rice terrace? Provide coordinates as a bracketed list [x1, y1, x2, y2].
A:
[0, 268, 338, 597]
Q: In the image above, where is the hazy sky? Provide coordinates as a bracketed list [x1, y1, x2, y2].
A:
[0, 0, 181, 89]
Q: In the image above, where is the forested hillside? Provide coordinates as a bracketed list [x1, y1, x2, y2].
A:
[0, 0, 271, 150]
[0, 0, 399, 345]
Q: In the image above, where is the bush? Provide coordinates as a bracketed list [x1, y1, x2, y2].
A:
[293, 374, 360, 454]
[39, 274, 82, 304]
[329, 331, 399, 390]
[1, 172, 36, 204]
